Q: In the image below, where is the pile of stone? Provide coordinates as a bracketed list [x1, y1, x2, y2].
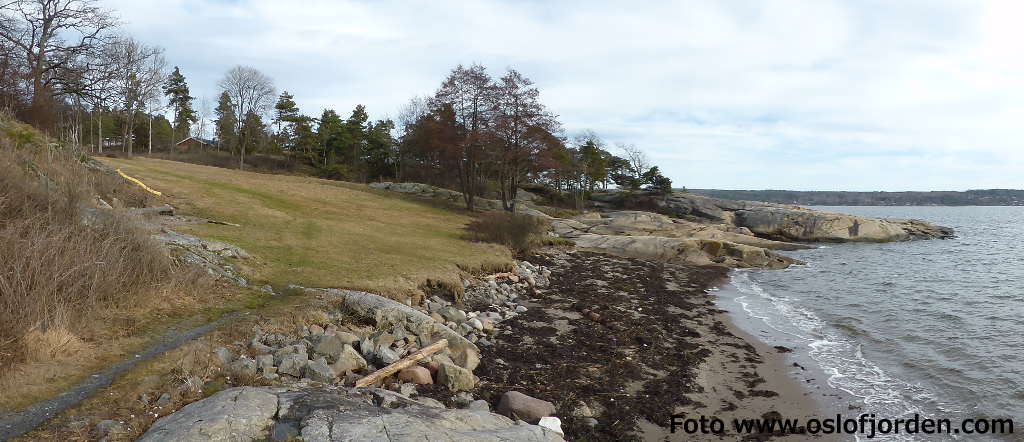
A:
[217, 320, 477, 395]
[422, 260, 551, 348]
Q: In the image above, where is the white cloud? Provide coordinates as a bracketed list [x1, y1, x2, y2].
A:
[108, 0, 1024, 190]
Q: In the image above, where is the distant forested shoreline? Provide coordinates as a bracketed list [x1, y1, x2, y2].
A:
[688, 189, 1024, 206]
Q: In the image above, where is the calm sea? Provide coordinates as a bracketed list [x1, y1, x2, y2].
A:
[718, 206, 1023, 441]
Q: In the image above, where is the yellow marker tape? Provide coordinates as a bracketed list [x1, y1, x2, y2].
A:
[116, 169, 163, 196]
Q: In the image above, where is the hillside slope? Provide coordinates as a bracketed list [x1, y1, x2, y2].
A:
[99, 157, 510, 300]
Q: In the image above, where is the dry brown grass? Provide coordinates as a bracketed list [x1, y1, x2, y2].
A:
[0, 119, 218, 411]
[99, 156, 512, 303]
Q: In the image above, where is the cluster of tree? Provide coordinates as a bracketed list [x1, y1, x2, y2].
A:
[1, 1, 676, 206]
[393, 64, 673, 211]
[260, 90, 396, 179]
[0, 0, 175, 154]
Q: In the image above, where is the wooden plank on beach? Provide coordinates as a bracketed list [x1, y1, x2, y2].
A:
[355, 339, 448, 388]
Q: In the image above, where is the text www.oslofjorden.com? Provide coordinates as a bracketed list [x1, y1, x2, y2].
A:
[670, 414, 1014, 438]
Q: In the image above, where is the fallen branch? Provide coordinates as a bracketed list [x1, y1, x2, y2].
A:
[486, 272, 516, 280]
[355, 339, 448, 388]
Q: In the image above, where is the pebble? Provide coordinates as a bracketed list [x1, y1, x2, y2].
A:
[515, 305, 528, 313]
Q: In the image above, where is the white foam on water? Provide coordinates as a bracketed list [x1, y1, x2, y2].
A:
[727, 270, 941, 442]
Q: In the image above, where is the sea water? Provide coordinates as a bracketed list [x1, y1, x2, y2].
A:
[718, 206, 1023, 441]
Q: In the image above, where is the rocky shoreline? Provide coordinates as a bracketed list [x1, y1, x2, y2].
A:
[25, 181, 955, 441]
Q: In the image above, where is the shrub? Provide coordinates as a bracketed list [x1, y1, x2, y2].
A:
[465, 211, 549, 255]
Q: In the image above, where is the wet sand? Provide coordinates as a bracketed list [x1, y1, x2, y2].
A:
[468, 249, 838, 441]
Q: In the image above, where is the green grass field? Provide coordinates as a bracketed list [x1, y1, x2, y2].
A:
[101, 157, 511, 300]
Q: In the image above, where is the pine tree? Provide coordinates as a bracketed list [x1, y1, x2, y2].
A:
[240, 110, 266, 156]
[163, 66, 198, 143]
[317, 109, 346, 169]
[273, 91, 300, 151]
[214, 92, 237, 151]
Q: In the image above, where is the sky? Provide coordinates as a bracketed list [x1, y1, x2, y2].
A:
[107, 0, 1023, 191]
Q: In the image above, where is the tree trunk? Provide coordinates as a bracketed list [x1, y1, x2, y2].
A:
[148, 114, 153, 154]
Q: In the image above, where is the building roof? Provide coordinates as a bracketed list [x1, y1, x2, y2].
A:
[175, 136, 216, 146]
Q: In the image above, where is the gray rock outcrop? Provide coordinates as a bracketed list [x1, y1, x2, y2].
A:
[138, 387, 279, 442]
[598, 191, 954, 243]
[137, 387, 564, 441]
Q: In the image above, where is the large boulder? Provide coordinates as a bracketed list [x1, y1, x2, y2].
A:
[497, 391, 557, 424]
[138, 387, 278, 441]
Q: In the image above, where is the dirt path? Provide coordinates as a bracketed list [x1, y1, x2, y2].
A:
[0, 313, 240, 441]
[469, 250, 825, 441]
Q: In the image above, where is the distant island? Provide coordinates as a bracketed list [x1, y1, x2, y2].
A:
[688, 189, 1024, 206]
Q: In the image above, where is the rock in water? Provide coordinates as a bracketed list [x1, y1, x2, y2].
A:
[497, 391, 556, 424]
[138, 387, 278, 441]
[437, 362, 476, 392]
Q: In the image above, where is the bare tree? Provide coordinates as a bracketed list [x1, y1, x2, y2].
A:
[492, 68, 558, 212]
[195, 96, 211, 141]
[434, 64, 494, 211]
[218, 65, 275, 169]
[394, 95, 430, 180]
[618, 142, 650, 184]
[106, 36, 165, 156]
[0, 0, 118, 128]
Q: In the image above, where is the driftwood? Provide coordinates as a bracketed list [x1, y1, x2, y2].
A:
[320, 289, 480, 371]
[355, 339, 448, 388]
[486, 272, 516, 279]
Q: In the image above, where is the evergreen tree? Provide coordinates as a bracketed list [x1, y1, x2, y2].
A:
[163, 66, 198, 142]
[345, 105, 369, 175]
[642, 166, 673, 195]
[240, 110, 266, 156]
[364, 118, 396, 181]
[273, 91, 300, 151]
[317, 109, 346, 170]
[214, 92, 237, 151]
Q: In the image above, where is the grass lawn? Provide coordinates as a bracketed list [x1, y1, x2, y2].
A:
[100, 157, 510, 300]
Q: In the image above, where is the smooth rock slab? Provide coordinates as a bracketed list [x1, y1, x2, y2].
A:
[138, 387, 278, 441]
[142, 387, 563, 442]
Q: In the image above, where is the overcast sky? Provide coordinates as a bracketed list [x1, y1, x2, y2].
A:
[108, 0, 1023, 191]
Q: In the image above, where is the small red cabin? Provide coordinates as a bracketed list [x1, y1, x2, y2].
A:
[175, 136, 215, 149]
